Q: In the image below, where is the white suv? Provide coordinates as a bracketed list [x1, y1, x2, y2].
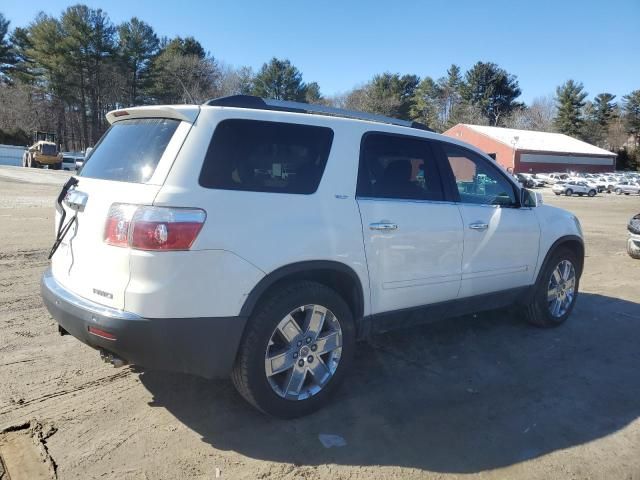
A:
[41, 96, 584, 417]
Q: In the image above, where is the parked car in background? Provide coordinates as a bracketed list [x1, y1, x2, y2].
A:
[614, 181, 640, 195]
[628, 214, 640, 259]
[518, 173, 545, 188]
[597, 176, 617, 193]
[41, 96, 585, 417]
[516, 173, 535, 188]
[588, 177, 607, 193]
[546, 173, 570, 184]
[61, 152, 85, 171]
[61, 155, 77, 171]
[552, 181, 597, 197]
[568, 177, 605, 193]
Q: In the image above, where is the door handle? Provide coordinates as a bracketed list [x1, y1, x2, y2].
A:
[468, 222, 489, 231]
[369, 222, 398, 231]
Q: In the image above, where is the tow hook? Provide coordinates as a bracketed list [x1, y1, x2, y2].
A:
[99, 349, 128, 368]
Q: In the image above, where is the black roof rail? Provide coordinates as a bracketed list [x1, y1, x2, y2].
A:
[204, 95, 433, 132]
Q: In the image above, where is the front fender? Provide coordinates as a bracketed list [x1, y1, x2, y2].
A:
[533, 205, 585, 280]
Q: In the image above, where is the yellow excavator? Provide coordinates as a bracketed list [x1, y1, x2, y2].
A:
[22, 131, 63, 170]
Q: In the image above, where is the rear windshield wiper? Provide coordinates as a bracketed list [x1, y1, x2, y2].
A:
[48, 177, 79, 259]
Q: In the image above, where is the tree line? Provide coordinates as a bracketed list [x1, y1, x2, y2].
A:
[0, 6, 638, 169]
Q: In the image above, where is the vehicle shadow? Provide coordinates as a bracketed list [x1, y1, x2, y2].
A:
[139, 292, 640, 473]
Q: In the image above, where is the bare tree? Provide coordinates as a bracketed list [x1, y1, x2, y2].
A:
[504, 95, 556, 131]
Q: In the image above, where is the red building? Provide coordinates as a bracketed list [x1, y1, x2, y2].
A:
[443, 124, 616, 174]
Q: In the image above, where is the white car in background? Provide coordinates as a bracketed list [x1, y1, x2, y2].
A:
[545, 173, 570, 184]
[552, 181, 597, 197]
[519, 173, 546, 188]
[613, 181, 640, 195]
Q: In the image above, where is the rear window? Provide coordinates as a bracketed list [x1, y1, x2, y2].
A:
[199, 119, 334, 194]
[80, 118, 179, 183]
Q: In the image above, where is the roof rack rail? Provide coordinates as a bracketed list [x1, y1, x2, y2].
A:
[204, 95, 432, 132]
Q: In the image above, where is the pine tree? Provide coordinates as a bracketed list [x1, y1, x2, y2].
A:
[252, 58, 307, 101]
[0, 12, 15, 78]
[554, 80, 587, 137]
[461, 62, 522, 126]
[118, 17, 158, 106]
[410, 76, 441, 130]
[304, 81, 323, 104]
[438, 64, 463, 126]
[623, 90, 640, 147]
[359, 72, 419, 119]
[593, 93, 616, 126]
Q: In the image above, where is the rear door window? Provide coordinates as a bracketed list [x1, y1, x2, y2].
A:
[80, 118, 180, 183]
[199, 119, 334, 194]
[357, 132, 445, 201]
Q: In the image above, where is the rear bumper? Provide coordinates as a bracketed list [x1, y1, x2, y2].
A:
[40, 268, 247, 378]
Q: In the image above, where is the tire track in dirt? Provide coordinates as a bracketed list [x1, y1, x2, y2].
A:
[0, 370, 132, 416]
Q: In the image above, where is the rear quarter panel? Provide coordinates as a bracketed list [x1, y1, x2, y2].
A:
[153, 108, 372, 316]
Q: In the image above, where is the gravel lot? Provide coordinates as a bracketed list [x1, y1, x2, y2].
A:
[1, 166, 639, 480]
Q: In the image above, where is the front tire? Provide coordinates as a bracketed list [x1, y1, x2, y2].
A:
[231, 281, 355, 418]
[565, 189, 573, 196]
[524, 248, 580, 328]
[628, 238, 640, 259]
[588, 190, 596, 197]
[615, 188, 622, 195]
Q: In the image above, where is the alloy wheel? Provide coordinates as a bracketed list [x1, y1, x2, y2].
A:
[547, 260, 576, 318]
[264, 304, 343, 400]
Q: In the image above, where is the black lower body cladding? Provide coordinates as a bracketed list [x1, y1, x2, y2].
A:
[40, 268, 247, 378]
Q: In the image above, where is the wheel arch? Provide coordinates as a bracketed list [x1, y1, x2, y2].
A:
[537, 235, 585, 283]
[240, 260, 366, 332]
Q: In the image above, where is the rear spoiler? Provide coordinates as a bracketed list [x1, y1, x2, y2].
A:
[106, 106, 200, 125]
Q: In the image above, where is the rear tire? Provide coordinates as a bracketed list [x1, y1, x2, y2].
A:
[524, 248, 580, 328]
[231, 281, 355, 418]
[615, 188, 622, 195]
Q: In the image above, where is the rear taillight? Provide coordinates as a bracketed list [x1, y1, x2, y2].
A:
[104, 204, 206, 251]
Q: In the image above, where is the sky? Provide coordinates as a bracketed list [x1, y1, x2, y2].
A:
[2, 0, 639, 104]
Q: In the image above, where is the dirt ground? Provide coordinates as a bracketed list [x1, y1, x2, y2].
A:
[1, 166, 639, 480]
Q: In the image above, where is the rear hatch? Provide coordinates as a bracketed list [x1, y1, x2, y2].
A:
[51, 106, 199, 310]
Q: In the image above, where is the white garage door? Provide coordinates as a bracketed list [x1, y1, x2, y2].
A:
[520, 153, 614, 166]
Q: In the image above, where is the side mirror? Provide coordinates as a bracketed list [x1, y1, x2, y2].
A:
[521, 188, 542, 207]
